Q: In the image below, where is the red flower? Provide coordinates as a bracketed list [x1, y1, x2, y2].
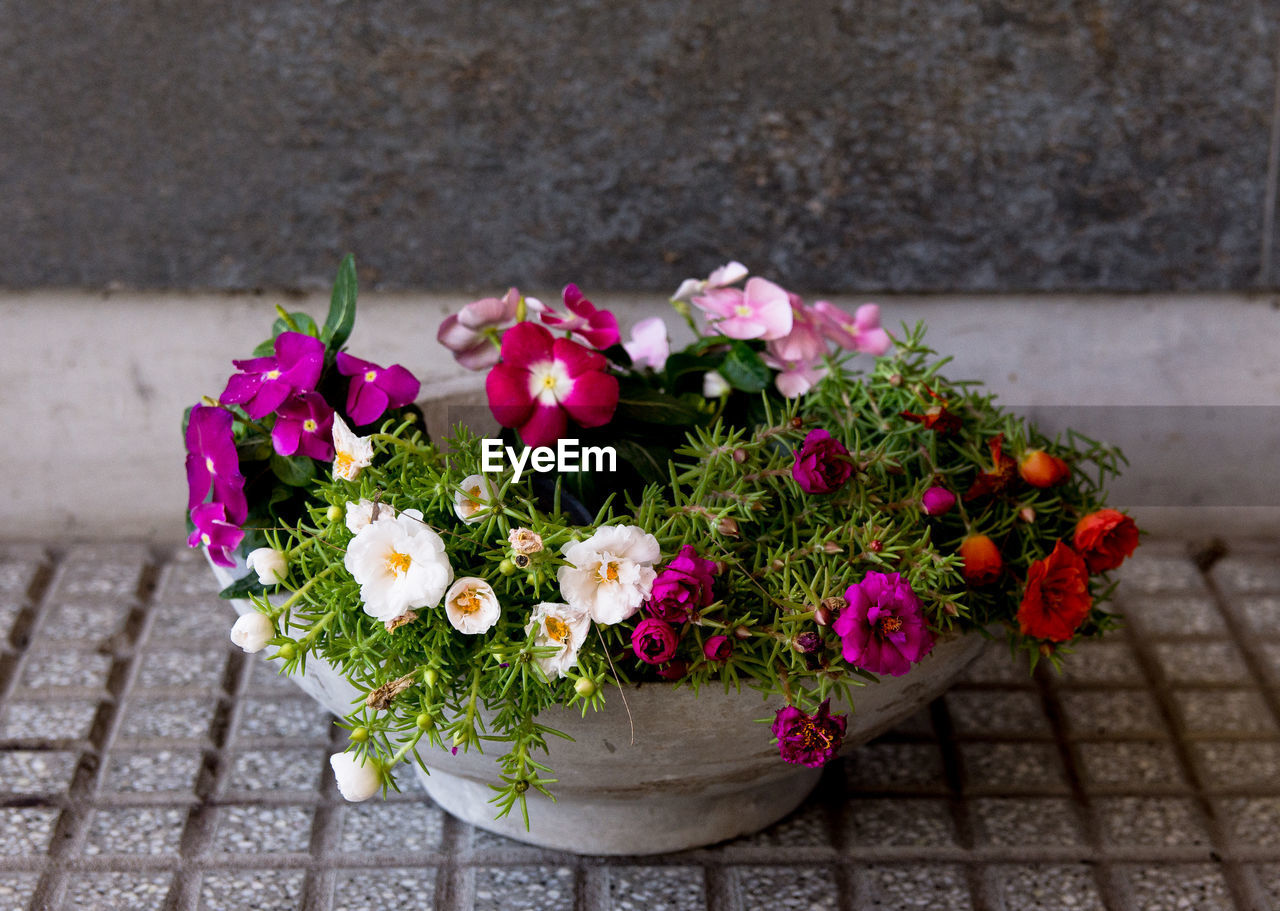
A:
[1018, 541, 1092, 642]
[959, 534, 1003, 585]
[964, 434, 1017, 501]
[485, 322, 619, 447]
[539, 284, 620, 350]
[1018, 449, 1070, 488]
[1074, 509, 1140, 573]
[900, 385, 961, 436]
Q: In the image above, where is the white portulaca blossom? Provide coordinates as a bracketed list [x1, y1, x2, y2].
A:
[331, 414, 374, 481]
[329, 751, 381, 802]
[345, 498, 394, 534]
[229, 612, 274, 653]
[245, 547, 288, 586]
[702, 371, 731, 397]
[557, 525, 661, 625]
[443, 577, 501, 635]
[453, 474, 497, 524]
[525, 601, 591, 679]
[344, 508, 453, 622]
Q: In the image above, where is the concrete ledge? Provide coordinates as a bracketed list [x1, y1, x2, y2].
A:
[5, 291, 1278, 541]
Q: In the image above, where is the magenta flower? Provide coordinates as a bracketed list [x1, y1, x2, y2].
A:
[623, 317, 670, 371]
[185, 405, 247, 525]
[764, 296, 830, 398]
[813, 302, 892, 356]
[834, 572, 936, 677]
[692, 276, 794, 341]
[645, 545, 719, 623]
[437, 288, 527, 371]
[485, 321, 619, 447]
[187, 501, 245, 568]
[539, 284, 620, 350]
[792, 429, 853, 494]
[631, 617, 679, 665]
[657, 660, 688, 681]
[703, 635, 732, 662]
[219, 331, 324, 419]
[334, 352, 421, 426]
[920, 485, 956, 516]
[271, 392, 335, 461]
[772, 699, 847, 767]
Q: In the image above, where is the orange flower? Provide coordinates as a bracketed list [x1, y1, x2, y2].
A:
[1018, 541, 1092, 642]
[1073, 509, 1140, 573]
[1018, 449, 1070, 488]
[959, 534, 1003, 585]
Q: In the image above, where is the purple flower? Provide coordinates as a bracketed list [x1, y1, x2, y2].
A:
[631, 617, 678, 665]
[271, 392, 335, 461]
[772, 699, 847, 767]
[920, 485, 956, 516]
[833, 572, 936, 677]
[219, 332, 324, 419]
[187, 502, 245, 567]
[184, 405, 247, 524]
[703, 635, 732, 662]
[335, 352, 421, 426]
[645, 545, 719, 623]
[791, 429, 853, 494]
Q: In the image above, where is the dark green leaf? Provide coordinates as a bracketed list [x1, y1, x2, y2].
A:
[321, 253, 358, 350]
[663, 352, 714, 385]
[251, 337, 275, 357]
[270, 453, 317, 487]
[273, 311, 318, 339]
[719, 342, 770, 393]
[219, 575, 264, 600]
[613, 439, 672, 485]
[614, 389, 707, 426]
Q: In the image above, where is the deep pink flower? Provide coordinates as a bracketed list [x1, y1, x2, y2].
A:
[693, 277, 794, 340]
[792, 429, 853, 494]
[656, 660, 688, 681]
[645, 545, 719, 623]
[485, 322, 619, 447]
[539, 284, 620, 350]
[631, 617, 678, 665]
[623, 317, 670, 370]
[334, 352, 421, 426]
[184, 405, 247, 525]
[220, 331, 324, 419]
[271, 392, 335, 461]
[834, 571, 935, 677]
[772, 699, 847, 767]
[764, 296, 830, 397]
[813, 302, 892, 356]
[703, 635, 732, 662]
[920, 485, 957, 516]
[437, 288, 528, 371]
[187, 501, 245, 568]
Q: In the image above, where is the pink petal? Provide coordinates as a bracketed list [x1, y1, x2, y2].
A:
[623, 317, 670, 370]
[229, 355, 276, 373]
[459, 295, 517, 330]
[500, 321, 554, 368]
[486, 362, 535, 428]
[335, 351, 373, 377]
[519, 404, 568, 447]
[245, 381, 292, 419]
[437, 314, 481, 351]
[185, 453, 211, 509]
[856, 327, 892, 356]
[272, 418, 302, 456]
[455, 340, 501, 371]
[379, 364, 420, 407]
[551, 337, 607, 378]
[275, 332, 324, 369]
[707, 261, 748, 287]
[691, 287, 741, 319]
[743, 278, 794, 340]
[347, 381, 390, 426]
[219, 371, 262, 406]
[561, 372, 619, 428]
[714, 315, 768, 339]
[854, 303, 882, 330]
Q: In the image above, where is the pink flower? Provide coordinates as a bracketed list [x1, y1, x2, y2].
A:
[187, 501, 245, 568]
[703, 635, 732, 662]
[772, 700, 846, 767]
[437, 288, 525, 371]
[645, 545, 719, 623]
[792, 429, 853, 494]
[764, 296, 830, 397]
[693, 277, 794, 341]
[672, 260, 749, 301]
[185, 405, 247, 525]
[813, 302, 892, 355]
[219, 331, 324, 419]
[485, 322, 619, 447]
[834, 572, 935, 677]
[623, 317, 670, 371]
[920, 486, 957, 516]
[631, 617, 679, 665]
[539, 284, 620, 350]
[335, 352, 421, 426]
[271, 392, 335, 461]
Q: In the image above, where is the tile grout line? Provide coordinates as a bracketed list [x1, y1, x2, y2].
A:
[299, 722, 348, 911]
[926, 695, 993, 911]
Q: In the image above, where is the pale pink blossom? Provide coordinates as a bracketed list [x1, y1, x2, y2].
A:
[437, 288, 523, 371]
[813, 302, 892, 355]
[622, 317, 670, 370]
[672, 261, 749, 302]
[693, 277, 794, 341]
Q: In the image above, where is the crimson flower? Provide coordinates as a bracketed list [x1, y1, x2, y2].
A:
[271, 392, 335, 461]
[485, 322, 619, 447]
[539, 284, 620, 349]
[184, 405, 247, 524]
[772, 699, 847, 767]
[187, 502, 245, 567]
[219, 332, 324, 419]
[335, 352, 420, 426]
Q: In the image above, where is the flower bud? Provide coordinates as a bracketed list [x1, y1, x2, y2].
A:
[325, 505, 343, 523]
[1018, 450, 1070, 488]
[1019, 506, 1037, 523]
[574, 677, 597, 698]
[822, 541, 843, 554]
[702, 371, 731, 397]
[717, 517, 740, 537]
[424, 668, 439, 688]
[920, 486, 956, 516]
[498, 559, 516, 576]
[329, 752, 381, 802]
[959, 534, 1002, 585]
[245, 547, 288, 586]
[943, 602, 959, 616]
[732, 448, 748, 463]
[349, 726, 369, 743]
[275, 642, 297, 661]
[733, 625, 752, 640]
[229, 612, 274, 653]
[814, 605, 833, 627]
[703, 635, 733, 662]
[866, 539, 883, 553]
[415, 712, 435, 730]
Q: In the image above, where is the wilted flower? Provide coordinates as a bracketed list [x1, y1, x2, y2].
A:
[187, 501, 245, 567]
[443, 577, 501, 635]
[184, 404, 247, 525]
[508, 528, 544, 555]
[833, 571, 935, 677]
[557, 525, 661, 625]
[623, 316, 670, 370]
[219, 331, 324, 419]
[965, 434, 1017, 501]
[245, 547, 288, 586]
[271, 392, 335, 461]
[772, 699, 847, 767]
[1073, 509, 1140, 573]
[1018, 541, 1092, 641]
[526, 601, 591, 679]
[454, 474, 497, 524]
[812, 301, 891, 355]
[645, 545, 719, 623]
[631, 617, 679, 664]
[792, 429, 853, 494]
[344, 508, 453, 622]
[229, 612, 274, 653]
[692, 277, 794, 340]
[335, 352, 420, 426]
[539, 284, 621, 350]
[331, 414, 374, 481]
[330, 752, 381, 802]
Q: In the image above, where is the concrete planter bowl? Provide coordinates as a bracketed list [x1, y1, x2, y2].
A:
[213, 554, 987, 854]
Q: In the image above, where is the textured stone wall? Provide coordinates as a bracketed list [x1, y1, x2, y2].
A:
[3, 1, 1276, 292]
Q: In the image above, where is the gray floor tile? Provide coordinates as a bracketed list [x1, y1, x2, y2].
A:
[990, 864, 1105, 911]
[605, 867, 705, 911]
[199, 869, 305, 911]
[472, 866, 575, 911]
[61, 872, 171, 911]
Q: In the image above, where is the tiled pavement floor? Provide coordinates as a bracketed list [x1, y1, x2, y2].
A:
[0, 540, 1278, 910]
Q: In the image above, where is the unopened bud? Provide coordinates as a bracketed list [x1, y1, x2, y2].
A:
[1019, 506, 1036, 523]
[1039, 642, 1054, 657]
[275, 643, 297, 661]
[325, 505, 343, 523]
[574, 677, 597, 697]
[943, 602, 959, 616]
[424, 668, 439, 688]
[790, 417, 804, 429]
[867, 539, 883, 553]
[330, 752, 381, 802]
[415, 712, 434, 730]
[245, 547, 288, 586]
[733, 625, 752, 640]
[822, 541, 843, 554]
[230, 612, 274, 653]
[771, 559, 785, 571]
[888, 373, 903, 386]
[498, 559, 516, 576]
[349, 726, 369, 743]
[732, 448, 748, 463]
[717, 517, 740, 536]
[814, 605, 833, 626]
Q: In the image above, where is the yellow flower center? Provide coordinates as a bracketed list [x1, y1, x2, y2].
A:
[454, 589, 483, 615]
[879, 616, 903, 636]
[541, 373, 558, 389]
[304, 419, 318, 432]
[386, 550, 411, 575]
[265, 369, 281, 380]
[365, 370, 378, 382]
[735, 304, 753, 317]
[545, 616, 570, 643]
[335, 452, 354, 473]
[599, 561, 619, 583]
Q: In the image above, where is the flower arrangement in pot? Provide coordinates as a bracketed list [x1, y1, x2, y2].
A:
[185, 256, 1139, 854]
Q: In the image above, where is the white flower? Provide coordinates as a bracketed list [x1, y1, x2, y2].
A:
[556, 524, 661, 625]
[702, 371, 731, 397]
[332, 414, 374, 481]
[245, 547, 288, 586]
[229, 612, 274, 653]
[444, 577, 501, 635]
[525, 601, 591, 679]
[330, 752, 381, 802]
[453, 474, 497, 524]
[345, 498, 395, 534]
[344, 508, 453, 622]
